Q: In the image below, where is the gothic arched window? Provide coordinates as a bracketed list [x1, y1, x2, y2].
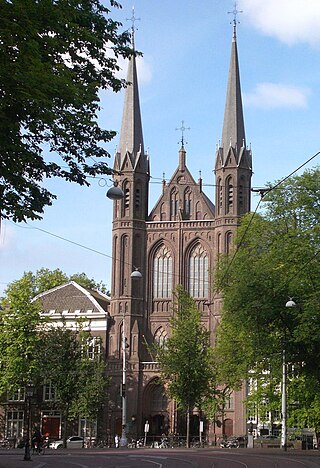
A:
[217, 178, 223, 215]
[189, 244, 208, 298]
[170, 188, 178, 220]
[151, 385, 168, 412]
[135, 187, 141, 209]
[226, 176, 233, 214]
[160, 203, 166, 221]
[217, 232, 222, 255]
[226, 231, 233, 254]
[195, 201, 202, 220]
[154, 327, 168, 348]
[123, 181, 130, 216]
[184, 188, 192, 217]
[239, 176, 247, 213]
[153, 245, 173, 299]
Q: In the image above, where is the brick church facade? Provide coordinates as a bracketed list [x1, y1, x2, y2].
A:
[107, 20, 252, 441]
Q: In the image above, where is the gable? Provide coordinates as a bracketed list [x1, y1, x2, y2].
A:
[149, 164, 215, 221]
[33, 281, 109, 315]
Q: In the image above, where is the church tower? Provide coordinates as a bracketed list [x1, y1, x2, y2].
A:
[215, 18, 252, 254]
[107, 11, 252, 441]
[108, 24, 149, 434]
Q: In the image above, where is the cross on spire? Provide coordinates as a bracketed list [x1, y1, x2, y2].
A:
[228, 2, 243, 40]
[126, 7, 141, 48]
[175, 120, 190, 147]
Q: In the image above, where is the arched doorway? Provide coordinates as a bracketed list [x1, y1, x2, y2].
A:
[143, 380, 169, 436]
[151, 414, 165, 436]
[224, 418, 233, 437]
[115, 417, 122, 436]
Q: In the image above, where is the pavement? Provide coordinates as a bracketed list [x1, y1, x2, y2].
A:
[0, 446, 320, 456]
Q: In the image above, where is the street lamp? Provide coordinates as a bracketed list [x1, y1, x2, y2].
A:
[24, 381, 35, 461]
[119, 269, 142, 448]
[106, 181, 124, 201]
[281, 298, 297, 451]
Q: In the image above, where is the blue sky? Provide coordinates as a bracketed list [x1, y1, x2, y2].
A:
[1, 0, 320, 295]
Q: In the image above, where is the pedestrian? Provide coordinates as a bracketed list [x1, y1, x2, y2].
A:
[32, 427, 42, 454]
[115, 434, 119, 448]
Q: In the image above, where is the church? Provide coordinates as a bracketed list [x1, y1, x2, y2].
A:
[106, 13, 253, 443]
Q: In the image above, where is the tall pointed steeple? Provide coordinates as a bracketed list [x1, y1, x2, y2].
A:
[117, 28, 144, 168]
[215, 14, 252, 219]
[221, 19, 246, 164]
[109, 11, 149, 430]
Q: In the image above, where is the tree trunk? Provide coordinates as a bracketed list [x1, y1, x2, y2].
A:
[62, 409, 69, 449]
[186, 407, 190, 448]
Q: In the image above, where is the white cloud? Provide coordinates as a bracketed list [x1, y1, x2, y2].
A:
[0, 221, 15, 250]
[244, 82, 310, 109]
[242, 0, 320, 46]
[116, 55, 152, 84]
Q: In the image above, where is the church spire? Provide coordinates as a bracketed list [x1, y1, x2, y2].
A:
[215, 7, 252, 218]
[118, 8, 144, 166]
[221, 4, 246, 164]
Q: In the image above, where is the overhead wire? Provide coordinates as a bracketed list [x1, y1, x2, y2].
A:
[2, 150, 320, 295]
[211, 149, 320, 308]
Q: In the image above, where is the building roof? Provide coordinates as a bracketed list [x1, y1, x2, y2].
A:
[149, 145, 215, 220]
[217, 22, 253, 172]
[33, 281, 109, 317]
[116, 43, 144, 167]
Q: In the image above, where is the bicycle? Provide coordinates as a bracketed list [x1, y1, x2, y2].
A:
[0, 439, 10, 449]
[32, 437, 48, 455]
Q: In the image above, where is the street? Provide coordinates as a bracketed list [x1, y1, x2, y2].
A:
[0, 448, 319, 468]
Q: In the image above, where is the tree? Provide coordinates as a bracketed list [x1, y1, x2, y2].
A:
[0, 272, 46, 394]
[0, 0, 134, 222]
[70, 345, 109, 445]
[0, 269, 109, 444]
[214, 167, 320, 431]
[2, 268, 108, 299]
[69, 272, 109, 294]
[39, 326, 84, 447]
[40, 328, 109, 447]
[154, 286, 216, 447]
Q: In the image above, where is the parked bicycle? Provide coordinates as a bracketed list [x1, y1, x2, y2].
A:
[128, 437, 144, 448]
[0, 439, 10, 449]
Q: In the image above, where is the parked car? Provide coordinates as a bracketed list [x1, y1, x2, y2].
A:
[49, 436, 84, 449]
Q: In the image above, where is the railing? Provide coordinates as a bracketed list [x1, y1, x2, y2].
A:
[140, 362, 160, 371]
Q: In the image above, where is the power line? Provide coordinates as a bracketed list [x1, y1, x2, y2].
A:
[219, 150, 320, 278]
[3, 150, 320, 298]
[9, 221, 113, 260]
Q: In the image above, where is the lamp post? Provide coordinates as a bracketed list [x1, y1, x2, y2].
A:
[120, 321, 128, 447]
[119, 268, 142, 448]
[24, 381, 35, 461]
[280, 347, 287, 451]
[281, 299, 297, 451]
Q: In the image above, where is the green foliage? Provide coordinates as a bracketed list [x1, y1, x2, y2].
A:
[214, 167, 320, 424]
[0, 0, 135, 222]
[40, 326, 82, 409]
[1, 268, 108, 300]
[0, 269, 108, 440]
[0, 273, 46, 393]
[70, 350, 109, 427]
[69, 272, 109, 294]
[155, 286, 216, 412]
[287, 375, 320, 432]
[154, 286, 218, 446]
[39, 328, 108, 443]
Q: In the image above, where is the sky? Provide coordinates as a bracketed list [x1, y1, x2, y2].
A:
[1, 0, 320, 295]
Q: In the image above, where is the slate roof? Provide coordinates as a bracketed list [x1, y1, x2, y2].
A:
[32, 281, 109, 316]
